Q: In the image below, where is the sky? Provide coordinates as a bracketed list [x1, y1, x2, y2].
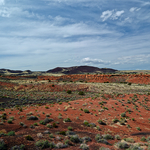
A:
[0, 0, 150, 71]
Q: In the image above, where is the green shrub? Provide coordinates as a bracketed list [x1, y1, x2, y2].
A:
[63, 118, 71, 122]
[120, 112, 126, 117]
[68, 126, 73, 131]
[83, 120, 89, 127]
[83, 109, 90, 113]
[7, 131, 15, 136]
[67, 90, 72, 94]
[70, 135, 81, 143]
[35, 140, 54, 149]
[25, 135, 34, 141]
[80, 143, 89, 150]
[98, 119, 106, 125]
[115, 135, 121, 140]
[7, 119, 13, 124]
[78, 91, 84, 95]
[0, 139, 7, 150]
[103, 134, 113, 140]
[141, 136, 146, 142]
[124, 138, 134, 143]
[136, 127, 141, 131]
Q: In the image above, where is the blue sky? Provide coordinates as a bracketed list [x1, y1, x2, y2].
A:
[0, 0, 150, 71]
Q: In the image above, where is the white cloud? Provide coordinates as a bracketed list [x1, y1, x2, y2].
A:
[112, 10, 124, 20]
[81, 57, 110, 65]
[0, 7, 10, 17]
[101, 10, 124, 21]
[130, 7, 141, 12]
[0, 0, 5, 5]
[100, 10, 113, 21]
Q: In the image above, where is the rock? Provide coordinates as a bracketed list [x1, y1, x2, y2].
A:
[43, 130, 50, 134]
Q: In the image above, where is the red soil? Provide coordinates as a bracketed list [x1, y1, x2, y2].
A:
[0, 94, 150, 149]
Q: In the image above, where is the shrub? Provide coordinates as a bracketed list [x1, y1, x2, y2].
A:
[10, 144, 25, 150]
[7, 131, 15, 136]
[47, 124, 52, 128]
[80, 143, 89, 150]
[83, 120, 89, 127]
[20, 122, 24, 126]
[97, 119, 106, 125]
[68, 126, 73, 131]
[136, 127, 141, 131]
[27, 116, 38, 120]
[58, 131, 66, 135]
[95, 134, 102, 142]
[112, 117, 119, 123]
[25, 135, 34, 141]
[35, 140, 51, 149]
[120, 112, 126, 117]
[49, 134, 54, 138]
[67, 90, 72, 94]
[83, 109, 90, 113]
[115, 142, 129, 149]
[103, 134, 113, 140]
[115, 135, 121, 140]
[141, 136, 146, 142]
[7, 119, 13, 124]
[78, 91, 84, 95]
[99, 147, 110, 150]
[0, 139, 7, 150]
[70, 135, 81, 143]
[124, 138, 134, 143]
[52, 122, 58, 128]
[63, 118, 71, 122]
[127, 145, 143, 150]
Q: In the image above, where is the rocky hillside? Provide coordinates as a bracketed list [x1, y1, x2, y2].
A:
[47, 66, 117, 74]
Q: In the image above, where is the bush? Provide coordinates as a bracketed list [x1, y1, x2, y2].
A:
[127, 145, 143, 150]
[27, 116, 38, 120]
[10, 144, 25, 150]
[68, 126, 73, 131]
[63, 118, 71, 122]
[7, 131, 15, 136]
[103, 134, 113, 140]
[120, 112, 126, 117]
[25, 135, 34, 141]
[115, 135, 121, 140]
[83, 120, 89, 127]
[83, 109, 90, 113]
[97, 119, 106, 125]
[95, 134, 102, 142]
[7, 119, 13, 124]
[35, 140, 55, 149]
[46, 124, 52, 128]
[0, 139, 7, 150]
[124, 138, 134, 143]
[78, 91, 84, 95]
[141, 136, 146, 142]
[67, 90, 72, 94]
[80, 143, 89, 150]
[70, 135, 81, 143]
[115, 142, 129, 149]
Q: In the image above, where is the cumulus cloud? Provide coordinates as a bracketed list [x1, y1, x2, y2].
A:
[100, 9, 124, 21]
[100, 10, 113, 21]
[81, 57, 110, 65]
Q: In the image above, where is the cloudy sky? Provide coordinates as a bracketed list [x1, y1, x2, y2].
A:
[0, 0, 150, 71]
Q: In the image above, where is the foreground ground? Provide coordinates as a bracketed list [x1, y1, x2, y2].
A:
[0, 74, 150, 150]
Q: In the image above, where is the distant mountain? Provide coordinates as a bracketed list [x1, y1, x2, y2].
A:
[47, 66, 118, 74]
[0, 69, 32, 75]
